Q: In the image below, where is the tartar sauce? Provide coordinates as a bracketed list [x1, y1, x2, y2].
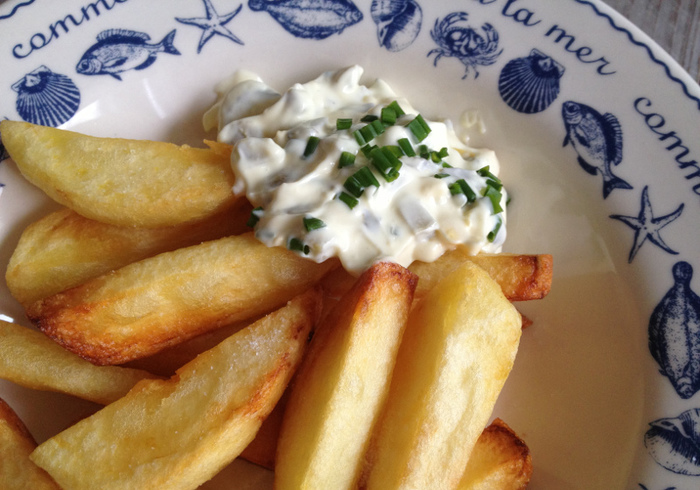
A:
[206, 66, 507, 274]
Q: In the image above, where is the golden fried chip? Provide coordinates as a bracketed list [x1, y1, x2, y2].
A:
[0, 120, 239, 227]
[276, 262, 417, 489]
[0, 398, 59, 489]
[0, 320, 157, 405]
[361, 261, 522, 489]
[6, 201, 254, 307]
[27, 233, 337, 365]
[30, 289, 321, 490]
[459, 418, 533, 489]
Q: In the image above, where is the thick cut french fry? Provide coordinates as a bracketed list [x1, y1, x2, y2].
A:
[6, 202, 254, 308]
[276, 262, 417, 490]
[30, 289, 321, 490]
[459, 418, 532, 490]
[0, 120, 239, 228]
[409, 250, 553, 301]
[361, 261, 522, 490]
[320, 251, 553, 303]
[27, 233, 337, 365]
[0, 398, 60, 489]
[0, 320, 158, 405]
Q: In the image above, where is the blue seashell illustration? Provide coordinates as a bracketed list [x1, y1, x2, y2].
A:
[76, 29, 180, 81]
[370, 0, 422, 52]
[562, 101, 633, 199]
[11, 66, 80, 127]
[248, 0, 363, 40]
[427, 12, 503, 79]
[645, 408, 700, 475]
[498, 49, 564, 114]
[649, 261, 700, 399]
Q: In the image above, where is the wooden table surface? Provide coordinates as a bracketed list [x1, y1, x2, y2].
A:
[604, 0, 700, 83]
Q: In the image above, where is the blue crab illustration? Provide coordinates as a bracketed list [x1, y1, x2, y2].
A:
[428, 12, 502, 79]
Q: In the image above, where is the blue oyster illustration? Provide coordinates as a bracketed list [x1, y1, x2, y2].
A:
[248, 0, 363, 40]
[645, 408, 700, 475]
[498, 49, 564, 114]
[562, 101, 632, 199]
[76, 29, 180, 81]
[649, 261, 700, 399]
[12, 66, 81, 127]
[428, 12, 503, 79]
[370, 0, 422, 52]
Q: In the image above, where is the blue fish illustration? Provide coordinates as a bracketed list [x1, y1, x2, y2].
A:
[645, 408, 700, 475]
[562, 101, 632, 199]
[248, 0, 363, 39]
[12, 66, 81, 127]
[649, 261, 700, 399]
[76, 29, 180, 80]
[371, 0, 422, 52]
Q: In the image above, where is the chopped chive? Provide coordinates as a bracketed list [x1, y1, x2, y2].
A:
[361, 114, 379, 122]
[485, 178, 503, 191]
[406, 117, 429, 141]
[344, 166, 379, 197]
[360, 144, 377, 157]
[303, 216, 326, 231]
[442, 162, 453, 168]
[246, 206, 263, 227]
[338, 151, 356, 168]
[438, 147, 449, 158]
[487, 217, 503, 242]
[353, 128, 367, 146]
[338, 192, 359, 209]
[386, 100, 405, 117]
[384, 145, 403, 158]
[478, 166, 501, 183]
[483, 185, 504, 213]
[449, 179, 477, 203]
[303, 136, 320, 158]
[418, 144, 430, 158]
[336, 118, 353, 130]
[380, 106, 397, 125]
[397, 138, 415, 156]
[370, 119, 385, 135]
[434, 173, 450, 179]
[369, 146, 402, 182]
[288, 237, 309, 254]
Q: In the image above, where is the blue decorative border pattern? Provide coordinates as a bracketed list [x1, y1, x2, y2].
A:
[0, 0, 35, 21]
[574, 0, 700, 111]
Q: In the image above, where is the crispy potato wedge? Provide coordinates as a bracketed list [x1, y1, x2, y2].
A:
[459, 418, 532, 490]
[320, 251, 552, 303]
[276, 262, 417, 489]
[6, 202, 254, 308]
[240, 387, 289, 470]
[30, 289, 321, 490]
[361, 261, 522, 489]
[409, 250, 553, 301]
[27, 233, 337, 365]
[0, 398, 60, 489]
[0, 320, 157, 405]
[0, 120, 239, 227]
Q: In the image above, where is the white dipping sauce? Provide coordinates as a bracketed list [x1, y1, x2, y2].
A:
[209, 66, 507, 274]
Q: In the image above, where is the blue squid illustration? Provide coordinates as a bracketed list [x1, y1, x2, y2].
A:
[370, 0, 422, 52]
[645, 408, 700, 475]
[12, 66, 80, 127]
[248, 0, 363, 39]
[562, 101, 633, 199]
[428, 12, 502, 79]
[649, 261, 700, 399]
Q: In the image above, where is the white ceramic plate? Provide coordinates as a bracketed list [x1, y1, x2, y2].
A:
[1, 0, 699, 488]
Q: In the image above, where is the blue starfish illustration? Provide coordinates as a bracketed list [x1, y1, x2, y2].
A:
[610, 185, 684, 263]
[175, 0, 244, 53]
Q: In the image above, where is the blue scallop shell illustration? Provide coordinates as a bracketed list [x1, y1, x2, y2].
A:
[645, 408, 700, 476]
[248, 0, 363, 40]
[649, 261, 700, 399]
[12, 66, 80, 127]
[428, 12, 503, 79]
[498, 49, 564, 114]
[371, 0, 422, 52]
